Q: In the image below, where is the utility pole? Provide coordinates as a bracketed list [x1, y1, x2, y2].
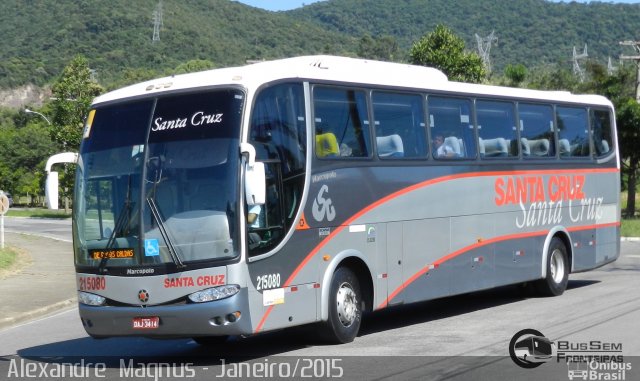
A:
[572, 44, 588, 83]
[152, 1, 163, 43]
[620, 40, 640, 102]
[475, 31, 497, 74]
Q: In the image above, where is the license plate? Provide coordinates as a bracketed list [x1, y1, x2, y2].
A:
[132, 317, 160, 329]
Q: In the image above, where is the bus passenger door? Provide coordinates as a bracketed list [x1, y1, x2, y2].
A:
[385, 222, 404, 305]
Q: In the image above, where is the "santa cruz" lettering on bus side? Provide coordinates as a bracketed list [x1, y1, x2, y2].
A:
[494, 175, 604, 229]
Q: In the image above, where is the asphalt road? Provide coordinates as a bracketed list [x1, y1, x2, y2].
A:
[3, 216, 72, 242]
[0, 217, 638, 380]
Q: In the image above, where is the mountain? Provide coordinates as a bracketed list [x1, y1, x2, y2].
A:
[290, 0, 640, 70]
[0, 0, 356, 89]
[1, 0, 640, 92]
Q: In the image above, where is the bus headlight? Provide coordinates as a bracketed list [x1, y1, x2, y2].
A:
[78, 291, 106, 306]
[188, 285, 240, 303]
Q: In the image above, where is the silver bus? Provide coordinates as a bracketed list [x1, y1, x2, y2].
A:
[73, 56, 620, 344]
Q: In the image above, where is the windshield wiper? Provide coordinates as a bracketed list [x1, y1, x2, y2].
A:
[98, 175, 133, 274]
[146, 196, 185, 268]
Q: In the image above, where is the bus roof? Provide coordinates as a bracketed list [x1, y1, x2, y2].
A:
[93, 55, 612, 108]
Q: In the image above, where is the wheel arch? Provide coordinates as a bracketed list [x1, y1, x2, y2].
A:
[541, 226, 574, 278]
[319, 249, 375, 322]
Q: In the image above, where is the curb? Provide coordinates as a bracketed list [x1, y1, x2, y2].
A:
[621, 237, 640, 242]
[0, 298, 77, 331]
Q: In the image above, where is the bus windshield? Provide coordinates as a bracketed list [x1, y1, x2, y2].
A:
[73, 89, 244, 269]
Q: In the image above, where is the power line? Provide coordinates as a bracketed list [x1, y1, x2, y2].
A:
[572, 44, 588, 82]
[607, 56, 617, 75]
[619, 40, 640, 101]
[475, 31, 497, 74]
[152, 1, 163, 43]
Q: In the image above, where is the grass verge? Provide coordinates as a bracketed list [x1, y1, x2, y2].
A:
[622, 218, 640, 238]
[0, 246, 18, 270]
[5, 209, 71, 219]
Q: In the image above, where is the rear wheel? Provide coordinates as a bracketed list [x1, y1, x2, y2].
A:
[536, 237, 569, 296]
[322, 267, 362, 344]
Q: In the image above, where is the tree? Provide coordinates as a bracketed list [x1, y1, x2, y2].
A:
[357, 34, 399, 61]
[409, 25, 486, 83]
[173, 59, 215, 75]
[504, 64, 527, 87]
[50, 55, 103, 152]
[617, 98, 640, 217]
[49, 55, 104, 209]
[0, 121, 56, 205]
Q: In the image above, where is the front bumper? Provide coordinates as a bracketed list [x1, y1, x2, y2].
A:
[79, 288, 252, 338]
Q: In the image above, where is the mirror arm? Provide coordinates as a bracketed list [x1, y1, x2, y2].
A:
[240, 142, 256, 168]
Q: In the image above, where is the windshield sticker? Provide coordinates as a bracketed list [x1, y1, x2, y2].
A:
[144, 239, 160, 257]
[152, 111, 223, 132]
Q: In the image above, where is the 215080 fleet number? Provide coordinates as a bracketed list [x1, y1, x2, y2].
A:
[256, 273, 281, 291]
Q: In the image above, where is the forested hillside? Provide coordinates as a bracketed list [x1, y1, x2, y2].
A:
[291, 0, 640, 70]
[0, 0, 356, 88]
[1, 0, 640, 90]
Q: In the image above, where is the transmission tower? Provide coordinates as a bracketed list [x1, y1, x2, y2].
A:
[475, 31, 497, 74]
[620, 40, 640, 101]
[607, 56, 617, 75]
[152, 1, 163, 43]
[572, 44, 588, 82]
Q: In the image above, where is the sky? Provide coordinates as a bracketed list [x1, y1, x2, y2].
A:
[236, 0, 324, 11]
[236, 0, 640, 12]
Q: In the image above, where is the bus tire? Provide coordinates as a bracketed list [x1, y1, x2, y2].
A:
[536, 237, 569, 296]
[192, 335, 229, 346]
[323, 267, 362, 344]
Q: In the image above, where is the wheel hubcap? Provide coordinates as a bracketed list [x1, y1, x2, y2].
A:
[336, 282, 357, 327]
[550, 249, 565, 284]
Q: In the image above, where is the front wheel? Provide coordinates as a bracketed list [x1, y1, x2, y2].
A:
[322, 267, 362, 344]
[535, 237, 569, 296]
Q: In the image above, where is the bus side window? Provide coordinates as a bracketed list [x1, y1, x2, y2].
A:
[313, 87, 371, 158]
[590, 109, 613, 158]
[476, 100, 517, 158]
[518, 103, 555, 158]
[372, 91, 427, 159]
[428, 96, 476, 159]
[557, 106, 589, 158]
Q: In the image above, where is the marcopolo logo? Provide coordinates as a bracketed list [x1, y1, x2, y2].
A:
[509, 329, 556, 369]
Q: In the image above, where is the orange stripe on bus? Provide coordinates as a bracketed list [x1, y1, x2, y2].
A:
[254, 168, 618, 333]
[377, 221, 621, 309]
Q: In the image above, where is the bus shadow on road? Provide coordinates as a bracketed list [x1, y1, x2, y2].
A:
[358, 279, 601, 337]
[566, 279, 600, 290]
[15, 326, 321, 362]
[14, 281, 603, 361]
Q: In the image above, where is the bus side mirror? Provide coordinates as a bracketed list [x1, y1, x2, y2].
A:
[245, 161, 266, 206]
[45, 171, 59, 210]
[241, 143, 266, 206]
